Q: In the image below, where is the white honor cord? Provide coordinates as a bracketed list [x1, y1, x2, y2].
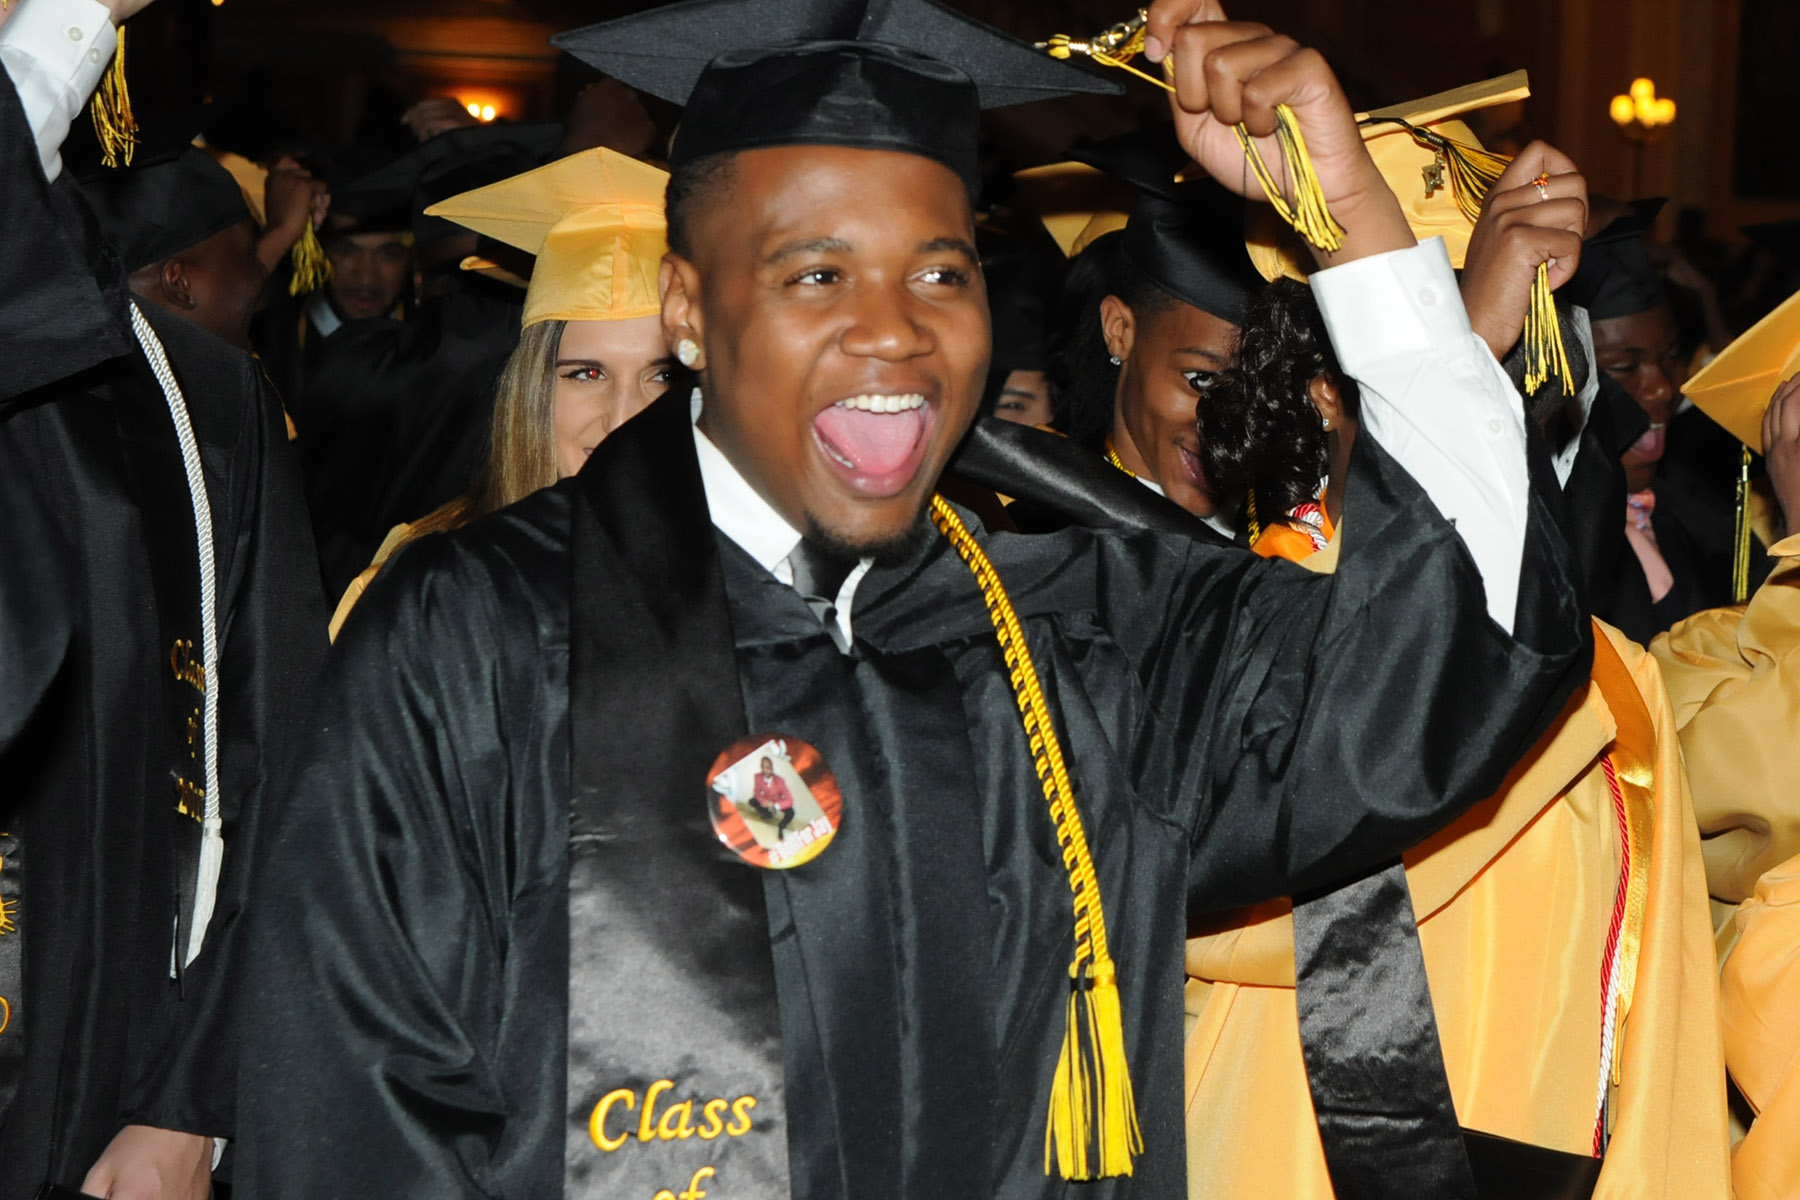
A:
[129, 304, 224, 970]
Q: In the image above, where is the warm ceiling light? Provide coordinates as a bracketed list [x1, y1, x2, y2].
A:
[1610, 77, 1675, 130]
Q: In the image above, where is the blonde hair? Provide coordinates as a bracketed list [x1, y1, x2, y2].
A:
[406, 318, 567, 539]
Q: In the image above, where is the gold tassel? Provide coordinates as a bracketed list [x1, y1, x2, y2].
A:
[89, 26, 137, 169]
[929, 496, 1143, 1180]
[288, 222, 332, 297]
[1522, 261, 1574, 395]
[1733, 445, 1753, 603]
[1245, 488, 1263, 546]
[1235, 105, 1345, 253]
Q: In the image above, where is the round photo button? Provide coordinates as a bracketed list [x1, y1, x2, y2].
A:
[706, 734, 842, 869]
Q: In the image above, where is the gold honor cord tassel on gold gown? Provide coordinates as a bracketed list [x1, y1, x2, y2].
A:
[929, 495, 1143, 1180]
[288, 223, 332, 297]
[90, 26, 137, 168]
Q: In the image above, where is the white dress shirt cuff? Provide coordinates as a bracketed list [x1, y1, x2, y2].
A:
[0, 0, 115, 180]
[1310, 237, 1530, 632]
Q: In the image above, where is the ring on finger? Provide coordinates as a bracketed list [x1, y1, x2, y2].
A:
[1532, 172, 1551, 202]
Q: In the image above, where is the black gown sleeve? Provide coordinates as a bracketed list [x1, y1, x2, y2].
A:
[0, 64, 132, 411]
[1118, 435, 1588, 913]
[235, 529, 546, 1198]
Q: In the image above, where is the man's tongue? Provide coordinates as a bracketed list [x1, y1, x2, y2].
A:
[813, 404, 925, 477]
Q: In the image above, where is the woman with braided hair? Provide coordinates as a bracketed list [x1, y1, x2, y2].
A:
[1198, 276, 1359, 562]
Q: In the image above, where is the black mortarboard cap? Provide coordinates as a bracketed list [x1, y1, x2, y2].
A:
[1067, 132, 1260, 326]
[1567, 197, 1668, 322]
[985, 242, 1065, 375]
[330, 123, 562, 241]
[552, 0, 1118, 195]
[83, 145, 253, 273]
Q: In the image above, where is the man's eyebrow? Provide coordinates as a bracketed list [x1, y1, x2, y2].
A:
[1175, 347, 1229, 363]
[1000, 386, 1036, 398]
[762, 237, 854, 266]
[917, 236, 979, 261]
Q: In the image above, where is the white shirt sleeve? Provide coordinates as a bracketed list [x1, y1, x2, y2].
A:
[0, 0, 116, 181]
[1309, 237, 1529, 633]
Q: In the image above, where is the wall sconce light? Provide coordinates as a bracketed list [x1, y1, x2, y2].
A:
[1610, 77, 1676, 132]
[464, 101, 498, 122]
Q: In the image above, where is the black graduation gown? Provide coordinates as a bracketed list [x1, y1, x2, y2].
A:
[295, 274, 522, 599]
[0, 72, 328, 1194]
[238, 390, 1586, 1198]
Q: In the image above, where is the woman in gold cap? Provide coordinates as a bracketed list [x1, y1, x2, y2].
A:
[329, 147, 673, 636]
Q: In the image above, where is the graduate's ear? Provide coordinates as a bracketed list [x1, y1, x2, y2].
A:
[1307, 373, 1346, 426]
[1099, 294, 1135, 363]
[158, 258, 198, 310]
[659, 253, 706, 369]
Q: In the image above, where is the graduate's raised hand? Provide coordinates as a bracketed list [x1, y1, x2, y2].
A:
[1140, 0, 1411, 268]
[1765, 373, 1800, 535]
[1459, 141, 1587, 360]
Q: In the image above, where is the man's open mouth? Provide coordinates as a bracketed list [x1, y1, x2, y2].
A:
[811, 393, 935, 498]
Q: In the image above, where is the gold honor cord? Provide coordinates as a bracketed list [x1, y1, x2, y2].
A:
[1244, 487, 1263, 546]
[929, 495, 1143, 1180]
[289, 223, 332, 297]
[90, 26, 137, 168]
[1102, 437, 1135, 479]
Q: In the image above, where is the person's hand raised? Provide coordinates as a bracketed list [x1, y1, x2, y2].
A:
[1141, 0, 1411, 268]
[401, 97, 480, 143]
[1765, 373, 1800, 537]
[1459, 141, 1587, 360]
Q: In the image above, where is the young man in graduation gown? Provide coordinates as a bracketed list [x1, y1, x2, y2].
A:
[0, 0, 328, 1192]
[293, 124, 555, 599]
[238, 1, 1588, 1195]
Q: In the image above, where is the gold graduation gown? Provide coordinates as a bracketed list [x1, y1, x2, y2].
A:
[1184, 597, 1729, 1197]
[1719, 851, 1800, 1200]
[1651, 534, 1800, 906]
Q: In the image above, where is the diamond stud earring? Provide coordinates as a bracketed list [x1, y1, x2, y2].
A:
[677, 338, 701, 368]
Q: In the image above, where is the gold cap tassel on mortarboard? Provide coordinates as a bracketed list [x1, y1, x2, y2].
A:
[289, 221, 332, 296]
[90, 25, 137, 168]
[929, 496, 1143, 1181]
[1042, 14, 1573, 392]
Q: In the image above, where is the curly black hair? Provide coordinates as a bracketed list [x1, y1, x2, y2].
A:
[1198, 277, 1358, 518]
[1048, 230, 1176, 451]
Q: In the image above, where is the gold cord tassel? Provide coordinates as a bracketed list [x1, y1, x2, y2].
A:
[1245, 488, 1263, 546]
[929, 496, 1143, 1180]
[1522, 261, 1574, 395]
[1733, 445, 1753, 603]
[89, 26, 137, 168]
[288, 222, 332, 297]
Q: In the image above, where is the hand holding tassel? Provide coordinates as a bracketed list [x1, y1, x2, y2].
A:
[1138, 0, 1415, 269]
[1457, 142, 1587, 377]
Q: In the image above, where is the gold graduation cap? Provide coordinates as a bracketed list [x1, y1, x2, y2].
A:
[1011, 160, 1135, 257]
[425, 147, 669, 328]
[1683, 286, 1800, 598]
[1248, 70, 1531, 282]
[1684, 286, 1800, 450]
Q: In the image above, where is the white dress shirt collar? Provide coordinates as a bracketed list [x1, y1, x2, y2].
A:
[689, 391, 872, 642]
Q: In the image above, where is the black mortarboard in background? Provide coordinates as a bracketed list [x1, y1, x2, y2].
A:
[1566, 198, 1668, 321]
[985, 243, 1065, 376]
[82, 141, 253, 274]
[329, 123, 562, 242]
[1068, 133, 1261, 327]
[552, 0, 1118, 195]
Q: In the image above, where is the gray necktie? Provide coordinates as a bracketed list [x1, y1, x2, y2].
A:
[785, 541, 854, 653]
